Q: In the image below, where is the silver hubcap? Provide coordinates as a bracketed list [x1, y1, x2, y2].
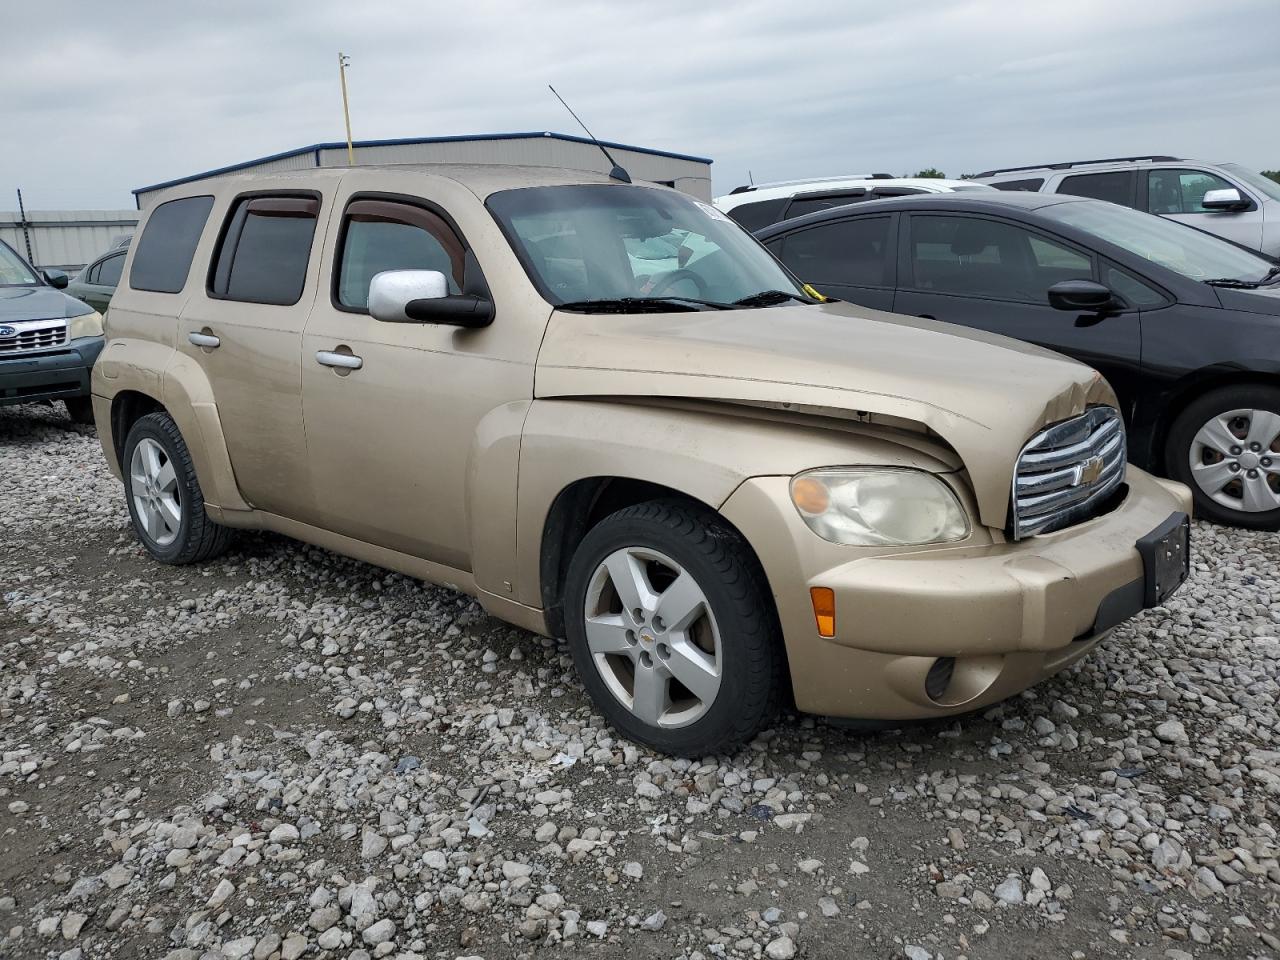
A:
[1190, 408, 1280, 512]
[583, 547, 722, 729]
[129, 438, 182, 546]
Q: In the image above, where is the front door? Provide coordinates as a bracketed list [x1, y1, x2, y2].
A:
[892, 212, 1145, 418]
[1144, 167, 1265, 252]
[178, 191, 326, 516]
[299, 180, 536, 571]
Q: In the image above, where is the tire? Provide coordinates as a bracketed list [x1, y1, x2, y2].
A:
[122, 412, 234, 564]
[563, 499, 784, 756]
[64, 396, 95, 425]
[1165, 384, 1280, 530]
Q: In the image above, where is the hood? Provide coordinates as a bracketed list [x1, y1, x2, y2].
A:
[535, 301, 1116, 529]
[1212, 284, 1280, 317]
[0, 286, 91, 322]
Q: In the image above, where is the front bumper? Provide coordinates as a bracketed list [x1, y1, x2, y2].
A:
[720, 467, 1192, 719]
[0, 336, 104, 406]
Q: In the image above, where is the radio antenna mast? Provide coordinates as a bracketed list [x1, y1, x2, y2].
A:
[548, 85, 631, 183]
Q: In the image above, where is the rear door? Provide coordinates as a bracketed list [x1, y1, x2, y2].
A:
[178, 188, 330, 516]
[891, 212, 1145, 415]
[1143, 166, 1265, 251]
[1053, 170, 1138, 209]
[83, 252, 125, 312]
[765, 214, 897, 310]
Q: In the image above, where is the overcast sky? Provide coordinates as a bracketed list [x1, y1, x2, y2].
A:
[4, 0, 1278, 210]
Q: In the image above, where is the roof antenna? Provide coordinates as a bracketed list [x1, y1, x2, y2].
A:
[548, 84, 631, 183]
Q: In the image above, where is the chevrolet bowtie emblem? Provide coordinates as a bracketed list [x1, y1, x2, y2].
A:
[1077, 455, 1105, 486]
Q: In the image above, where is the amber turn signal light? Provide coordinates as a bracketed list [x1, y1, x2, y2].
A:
[810, 586, 836, 638]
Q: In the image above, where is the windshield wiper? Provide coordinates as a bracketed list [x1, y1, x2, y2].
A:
[1202, 277, 1261, 288]
[1260, 264, 1280, 285]
[555, 296, 732, 314]
[732, 289, 814, 307]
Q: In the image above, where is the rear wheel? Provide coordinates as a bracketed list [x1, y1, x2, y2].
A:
[563, 500, 784, 756]
[1166, 384, 1280, 529]
[123, 412, 234, 564]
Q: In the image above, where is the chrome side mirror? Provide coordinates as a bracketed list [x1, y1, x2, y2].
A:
[1201, 188, 1249, 211]
[368, 270, 448, 322]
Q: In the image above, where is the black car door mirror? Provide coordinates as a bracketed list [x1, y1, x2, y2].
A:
[1048, 279, 1117, 312]
[43, 269, 69, 289]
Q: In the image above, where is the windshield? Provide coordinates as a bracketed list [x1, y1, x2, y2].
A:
[0, 241, 39, 287]
[1041, 199, 1274, 283]
[1221, 163, 1280, 203]
[487, 184, 809, 308]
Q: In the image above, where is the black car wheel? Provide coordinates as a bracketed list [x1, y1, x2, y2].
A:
[1166, 384, 1280, 529]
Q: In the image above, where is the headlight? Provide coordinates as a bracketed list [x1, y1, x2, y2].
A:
[789, 467, 970, 546]
[68, 310, 104, 340]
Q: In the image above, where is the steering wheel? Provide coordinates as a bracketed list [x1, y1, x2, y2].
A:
[648, 269, 708, 299]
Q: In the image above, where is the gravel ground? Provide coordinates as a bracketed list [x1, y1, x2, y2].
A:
[2, 400, 1279, 960]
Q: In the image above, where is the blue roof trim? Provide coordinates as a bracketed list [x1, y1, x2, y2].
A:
[133, 131, 713, 196]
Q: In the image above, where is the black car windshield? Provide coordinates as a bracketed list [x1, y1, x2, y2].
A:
[487, 184, 809, 309]
[1041, 199, 1274, 283]
[0, 241, 39, 287]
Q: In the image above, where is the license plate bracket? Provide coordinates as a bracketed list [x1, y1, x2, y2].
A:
[1137, 512, 1190, 607]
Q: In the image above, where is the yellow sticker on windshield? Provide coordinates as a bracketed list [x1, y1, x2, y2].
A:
[802, 283, 829, 302]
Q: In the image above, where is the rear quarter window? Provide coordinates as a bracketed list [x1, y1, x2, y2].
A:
[990, 178, 1045, 192]
[129, 196, 215, 293]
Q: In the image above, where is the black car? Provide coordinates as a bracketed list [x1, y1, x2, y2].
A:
[755, 192, 1280, 529]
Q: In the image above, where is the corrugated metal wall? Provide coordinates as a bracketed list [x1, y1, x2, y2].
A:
[135, 136, 712, 208]
[0, 210, 138, 273]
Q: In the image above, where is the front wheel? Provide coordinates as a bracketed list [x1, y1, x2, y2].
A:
[1166, 384, 1280, 529]
[123, 412, 234, 564]
[563, 500, 784, 756]
[64, 396, 95, 425]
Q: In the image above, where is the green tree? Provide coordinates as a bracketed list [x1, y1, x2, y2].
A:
[1262, 170, 1280, 186]
[910, 168, 946, 179]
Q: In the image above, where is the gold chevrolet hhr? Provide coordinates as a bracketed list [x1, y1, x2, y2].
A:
[92, 164, 1192, 755]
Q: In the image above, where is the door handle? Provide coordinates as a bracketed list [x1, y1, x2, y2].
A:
[188, 331, 220, 348]
[316, 350, 363, 370]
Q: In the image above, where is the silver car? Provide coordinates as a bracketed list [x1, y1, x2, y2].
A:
[975, 156, 1280, 258]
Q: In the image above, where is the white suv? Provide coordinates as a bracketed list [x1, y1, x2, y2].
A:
[974, 156, 1280, 258]
[714, 176, 995, 230]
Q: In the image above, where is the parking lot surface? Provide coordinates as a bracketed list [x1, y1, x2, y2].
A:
[2, 402, 1279, 960]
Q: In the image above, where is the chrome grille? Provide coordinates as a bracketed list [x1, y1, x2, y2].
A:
[1012, 406, 1126, 539]
[0, 318, 69, 355]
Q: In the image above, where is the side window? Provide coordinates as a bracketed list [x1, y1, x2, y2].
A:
[210, 195, 320, 305]
[1056, 171, 1135, 207]
[85, 261, 101, 284]
[908, 216, 1092, 301]
[1148, 169, 1239, 214]
[335, 199, 465, 310]
[773, 217, 893, 287]
[1104, 265, 1165, 308]
[785, 192, 867, 219]
[990, 178, 1045, 192]
[97, 253, 125, 287]
[130, 195, 215, 293]
[725, 199, 788, 231]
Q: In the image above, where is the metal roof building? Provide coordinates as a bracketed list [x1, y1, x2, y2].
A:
[1, 209, 138, 273]
[133, 132, 714, 209]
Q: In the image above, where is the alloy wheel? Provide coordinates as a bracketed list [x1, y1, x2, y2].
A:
[1189, 407, 1280, 512]
[129, 437, 182, 546]
[582, 546, 723, 729]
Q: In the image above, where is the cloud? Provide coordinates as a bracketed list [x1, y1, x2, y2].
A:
[2, 0, 1277, 208]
